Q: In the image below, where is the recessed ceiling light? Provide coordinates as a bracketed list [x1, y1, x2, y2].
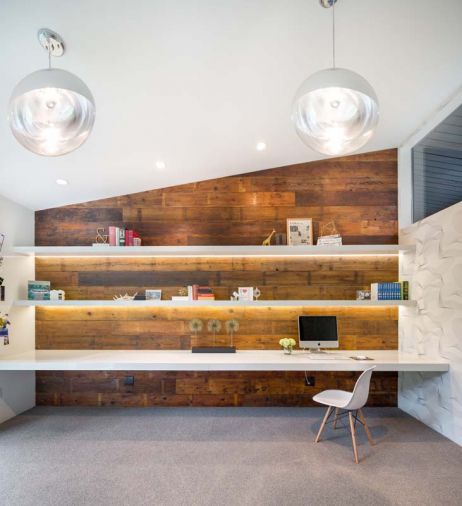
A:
[155, 160, 166, 170]
[55, 178, 68, 185]
[256, 142, 267, 151]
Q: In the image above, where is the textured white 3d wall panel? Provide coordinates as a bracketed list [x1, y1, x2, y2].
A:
[399, 202, 462, 445]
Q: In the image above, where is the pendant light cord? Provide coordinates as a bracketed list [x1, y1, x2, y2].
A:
[332, 2, 336, 69]
[48, 40, 52, 69]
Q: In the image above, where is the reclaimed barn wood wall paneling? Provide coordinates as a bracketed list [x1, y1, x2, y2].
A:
[35, 149, 398, 246]
[34, 149, 399, 407]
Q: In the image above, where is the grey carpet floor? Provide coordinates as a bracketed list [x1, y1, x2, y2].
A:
[1, 407, 461, 506]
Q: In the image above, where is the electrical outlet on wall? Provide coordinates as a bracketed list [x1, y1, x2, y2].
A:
[124, 376, 135, 386]
[304, 376, 315, 387]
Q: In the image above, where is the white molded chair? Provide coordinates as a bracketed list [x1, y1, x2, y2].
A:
[313, 366, 376, 463]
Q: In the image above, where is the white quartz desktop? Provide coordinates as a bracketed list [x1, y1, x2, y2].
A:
[0, 349, 449, 372]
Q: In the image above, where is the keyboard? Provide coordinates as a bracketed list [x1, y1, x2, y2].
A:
[306, 354, 350, 360]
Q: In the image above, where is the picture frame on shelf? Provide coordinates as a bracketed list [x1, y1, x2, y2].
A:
[238, 287, 254, 301]
[286, 219, 313, 246]
[145, 289, 162, 300]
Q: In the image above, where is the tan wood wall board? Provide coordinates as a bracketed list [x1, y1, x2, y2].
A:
[36, 371, 397, 407]
[35, 149, 397, 246]
[35, 305, 398, 351]
[34, 148, 399, 406]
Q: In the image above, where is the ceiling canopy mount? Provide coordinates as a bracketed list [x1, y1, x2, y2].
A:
[37, 28, 65, 57]
[319, 0, 338, 8]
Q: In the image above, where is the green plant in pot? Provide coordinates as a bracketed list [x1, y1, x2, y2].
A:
[279, 337, 296, 355]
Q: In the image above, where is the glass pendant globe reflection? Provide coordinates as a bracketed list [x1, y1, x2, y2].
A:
[9, 68, 95, 156]
[292, 68, 379, 156]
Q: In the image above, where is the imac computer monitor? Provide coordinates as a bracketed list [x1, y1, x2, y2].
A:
[298, 316, 339, 352]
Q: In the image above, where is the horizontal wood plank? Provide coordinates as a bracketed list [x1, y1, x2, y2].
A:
[34, 148, 399, 407]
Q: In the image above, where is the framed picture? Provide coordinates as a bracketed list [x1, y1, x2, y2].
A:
[238, 287, 254, 301]
[286, 219, 313, 246]
[145, 289, 162, 300]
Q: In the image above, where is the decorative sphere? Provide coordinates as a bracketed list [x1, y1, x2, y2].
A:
[292, 68, 379, 156]
[9, 68, 95, 156]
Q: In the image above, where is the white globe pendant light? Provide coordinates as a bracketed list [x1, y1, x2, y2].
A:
[292, 0, 379, 156]
[8, 29, 95, 157]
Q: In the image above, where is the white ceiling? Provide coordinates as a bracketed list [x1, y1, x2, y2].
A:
[1, 0, 462, 210]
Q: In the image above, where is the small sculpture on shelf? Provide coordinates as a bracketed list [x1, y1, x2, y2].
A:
[113, 292, 138, 301]
[225, 319, 239, 347]
[50, 289, 66, 301]
[317, 221, 342, 246]
[188, 318, 203, 338]
[178, 287, 188, 297]
[207, 319, 222, 347]
[95, 228, 109, 244]
[262, 229, 276, 246]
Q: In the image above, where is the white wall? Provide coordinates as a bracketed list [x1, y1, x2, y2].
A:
[0, 194, 35, 423]
[399, 202, 462, 445]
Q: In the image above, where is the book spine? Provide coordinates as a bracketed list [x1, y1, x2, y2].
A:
[192, 284, 198, 301]
[126, 229, 133, 246]
[108, 226, 117, 246]
[402, 280, 409, 300]
[197, 287, 213, 294]
[371, 283, 378, 301]
[187, 285, 193, 301]
[119, 228, 125, 246]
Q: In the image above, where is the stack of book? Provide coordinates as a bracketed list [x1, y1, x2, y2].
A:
[317, 234, 342, 246]
[371, 281, 409, 300]
[187, 285, 215, 301]
[108, 227, 141, 246]
[197, 286, 215, 301]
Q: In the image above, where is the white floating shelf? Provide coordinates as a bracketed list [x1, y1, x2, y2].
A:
[13, 244, 414, 258]
[14, 299, 416, 308]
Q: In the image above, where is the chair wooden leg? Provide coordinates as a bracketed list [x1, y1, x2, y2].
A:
[358, 409, 375, 446]
[315, 406, 333, 443]
[348, 411, 359, 464]
[333, 408, 340, 429]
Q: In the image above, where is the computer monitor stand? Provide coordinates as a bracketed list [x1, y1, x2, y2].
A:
[308, 347, 328, 354]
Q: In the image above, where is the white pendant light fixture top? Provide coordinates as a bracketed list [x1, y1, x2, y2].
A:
[8, 29, 95, 157]
[292, 0, 379, 156]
